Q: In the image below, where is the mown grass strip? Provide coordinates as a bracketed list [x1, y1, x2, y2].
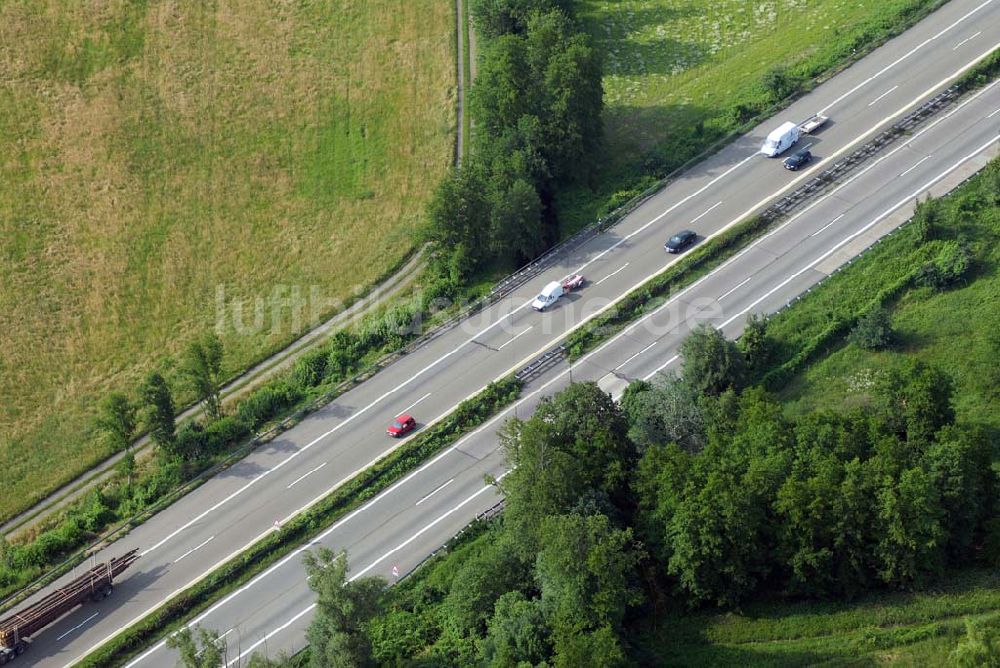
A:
[639, 568, 1000, 666]
[77, 377, 521, 667]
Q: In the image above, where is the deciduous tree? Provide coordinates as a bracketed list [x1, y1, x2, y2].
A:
[679, 324, 747, 397]
[181, 333, 224, 420]
[166, 626, 223, 668]
[304, 548, 385, 668]
[96, 392, 137, 452]
[142, 372, 176, 452]
[536, 513, 642, 633]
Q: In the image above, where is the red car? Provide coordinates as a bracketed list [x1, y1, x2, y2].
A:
[387, 414, 416, 437]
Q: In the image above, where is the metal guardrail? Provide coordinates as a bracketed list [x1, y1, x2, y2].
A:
[514, 345, 567, 383]
[391, 83, 977, 593]
[1, 76, 970, 619]
[398, 498, 506, 583]
[761, 86, 959, 222]
[506, 86, 965, 388]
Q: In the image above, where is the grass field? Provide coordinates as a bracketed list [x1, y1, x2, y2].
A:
[564, 0, 944, 225]
[0, 0, 455, 522]
[768, 165, 1000, 433]
[636, 569, 1000, 666]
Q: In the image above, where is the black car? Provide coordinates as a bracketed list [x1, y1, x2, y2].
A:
[665, 229, 696, 253]
[783, 148, 812, 171]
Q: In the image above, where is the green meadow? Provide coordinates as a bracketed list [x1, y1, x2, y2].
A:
[0, 0, 454, 522]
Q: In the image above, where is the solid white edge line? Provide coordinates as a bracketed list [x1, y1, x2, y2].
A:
[125, 123, 996, 665]
[139, 39, 1000, 560]
[79, 43, 1000, 668]
[640, 120, 998, 380]
[228, 477, 507, 666]
[715, 135, 999, 330]
[817, 0, 994, 115]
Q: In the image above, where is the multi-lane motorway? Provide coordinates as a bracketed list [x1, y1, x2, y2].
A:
[14, 1, 1000, 665]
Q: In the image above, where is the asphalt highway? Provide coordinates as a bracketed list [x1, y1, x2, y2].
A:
[120, 73, 1000, 668]
[11, 1, 999, 665]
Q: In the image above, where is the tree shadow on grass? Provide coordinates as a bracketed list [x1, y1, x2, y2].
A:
[579, 3, 709, 78]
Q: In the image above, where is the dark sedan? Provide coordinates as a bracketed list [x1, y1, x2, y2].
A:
[783, 148, 812, 171]
[665, 229, 697, 253]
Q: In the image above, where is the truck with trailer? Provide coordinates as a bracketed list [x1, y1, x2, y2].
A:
[0, 549, 139, 664]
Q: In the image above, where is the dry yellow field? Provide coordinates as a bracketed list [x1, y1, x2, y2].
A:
[0, 0, 455, 521]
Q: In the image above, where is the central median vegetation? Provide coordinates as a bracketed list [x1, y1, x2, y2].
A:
[0, 283, 491, 608]
[76, 376, 521, 667]
[242, 158, 1000, 668]
[3, 0, 970, 608]
[5, 0, 993, 652]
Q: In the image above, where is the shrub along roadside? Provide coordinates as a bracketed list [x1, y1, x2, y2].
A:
[0, 285, 483, 610]
[76, 376, 521, 668]
[762, 155, 1000, 391]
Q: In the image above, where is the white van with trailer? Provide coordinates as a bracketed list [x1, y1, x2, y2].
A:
[760, 121, 800, 157]
[532, 281, 564, 311]
[531, 275, 586, 311]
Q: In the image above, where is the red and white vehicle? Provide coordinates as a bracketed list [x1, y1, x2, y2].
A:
[531, 275, 586, 311]
[562, 274, 586, 291]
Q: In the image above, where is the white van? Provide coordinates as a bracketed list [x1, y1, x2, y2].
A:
[760, 121, 800, 157]
[531, 281, 564, 311]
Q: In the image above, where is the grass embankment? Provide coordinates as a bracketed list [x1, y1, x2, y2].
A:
[635, 568, 1000, 666]
[561, 0, 946, 228]
[0, 0, 454, 522]
[763, 164, 1000, 433]
[391, 528, 1000, 667]
[634, 162, 1000, 666]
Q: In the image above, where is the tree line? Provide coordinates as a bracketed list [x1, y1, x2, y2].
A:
[425, 0, 603, 292]
[282, 322, 997, 667]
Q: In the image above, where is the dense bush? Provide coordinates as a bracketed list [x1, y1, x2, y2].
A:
[204, 416, 251, 454]
[236, 382, 302, 431]
[335, 353, 997, 665]
[78, 376, 522, 668]
[850, 305, 895, 350]
[916, 240, 973, 289]
[290, 349, 330, 389]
